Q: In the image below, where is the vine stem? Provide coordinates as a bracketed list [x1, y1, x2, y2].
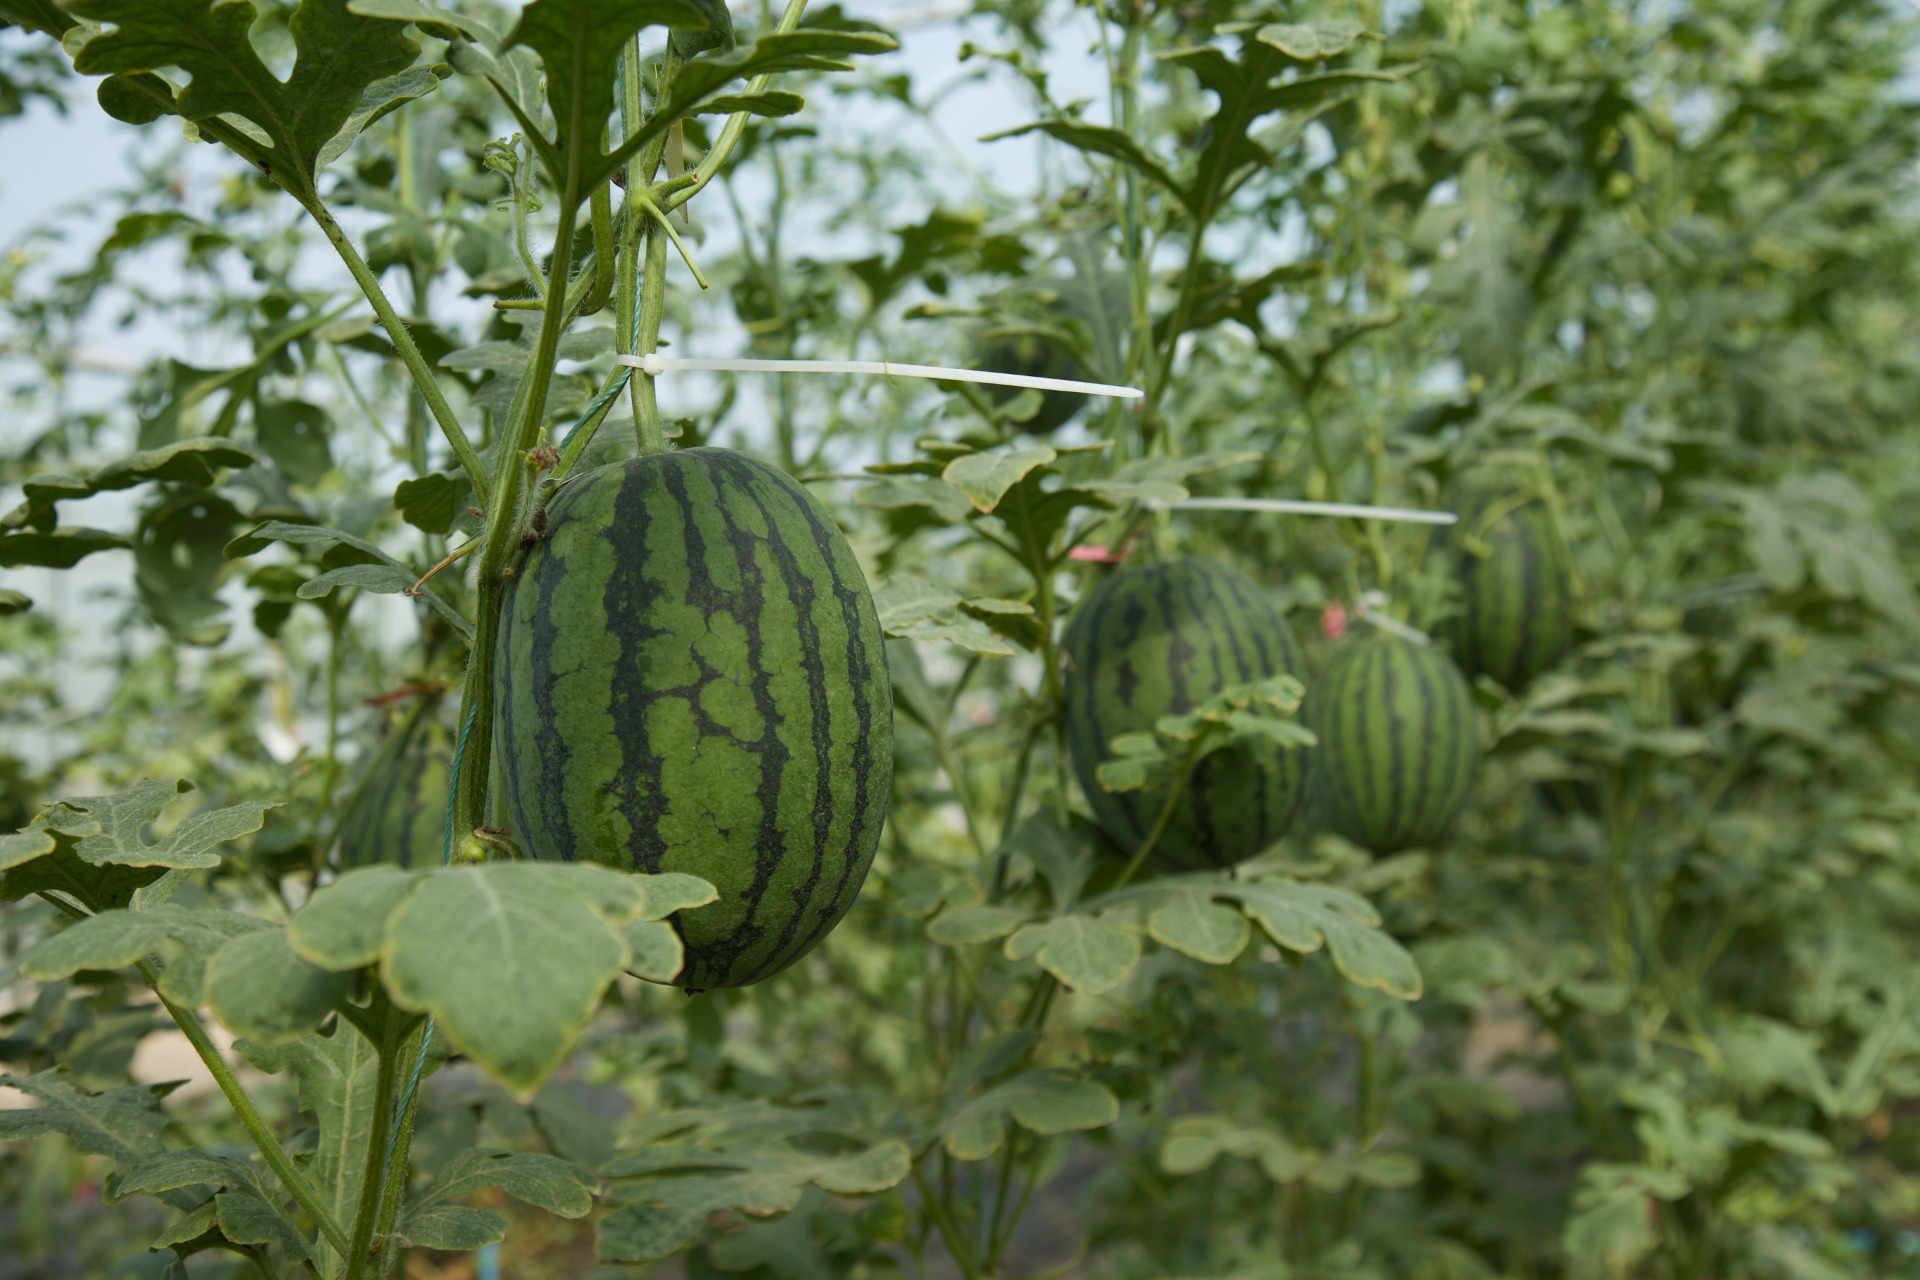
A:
[910, 1163, 985, 1280]
[451, 188, 586, 838]
[632, 223, 672, 455]
[371, 1022, 428, 1279]
[342, 1003, 408, 1280]
[130, 958, 351, 1257]
[306, 200, 488, 496]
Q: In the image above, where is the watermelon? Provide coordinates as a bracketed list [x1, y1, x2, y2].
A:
[335, 704, 451, 870]
[980, 332, 1087, 433]
[1063, 559, 1310, 870]
[493, 448, 894, 990]
[1443, 498, 1572, 690]
[1308, 634, 1477, 854]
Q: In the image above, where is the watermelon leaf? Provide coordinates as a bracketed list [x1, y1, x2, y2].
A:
[1161, 1114, 1310, 1180]
[375, 864, 641, 1096]
[598, 1134, 909, 1261]
[1004, 914, 1140, 994]
[1144, 894, 1251, 965]
[1219, 880, 1422, 1000]
[63, 0, 426, 192]
[204, 928, 351, 1048]
[408, 1148, 597, 1218]
[942, 445, 1057, 513]
[942, 1070, 1118, 1160]
[0, 1071, 201, 1210]
[395, 1203, 505, 1250]
[927, 904, 1031, 945]
[287, 866, 427, 971]
[240, 1026, 387, 1269]
[1, 438, 257, 533]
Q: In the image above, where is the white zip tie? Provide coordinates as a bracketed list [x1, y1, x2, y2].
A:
[617, 352, 1144, 399]
[1354, 590, 1432, 645]
[1147, 495, 1457, 526]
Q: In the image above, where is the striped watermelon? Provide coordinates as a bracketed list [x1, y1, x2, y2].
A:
[1063, 559, 1310, 870]
[335, 704, 450, 870]
[1443, 498, 1571, 690]
[493, 448, 893, 990]
[1309, 634, 1477, 854]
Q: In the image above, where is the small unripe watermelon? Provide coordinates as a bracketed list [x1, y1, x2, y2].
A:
[1064, 559, 1310, 870]
[1443, 498, 1572, 690]
[335, 708, 450, 870]
[493, 448, 894, 990]
[1309, 634, 1478, 854]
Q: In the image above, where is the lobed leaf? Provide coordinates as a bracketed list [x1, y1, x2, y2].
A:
[943, 1070, 1118, 1160]
[377, 864, 631, 1097]
[204, 928, 351, 1048]
[1004, 915, 1141, 994]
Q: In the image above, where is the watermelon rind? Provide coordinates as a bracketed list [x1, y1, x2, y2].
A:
[493, 447, 894, 990]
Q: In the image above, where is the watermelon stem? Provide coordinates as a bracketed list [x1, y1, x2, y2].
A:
[1108, 744, 1197, 892]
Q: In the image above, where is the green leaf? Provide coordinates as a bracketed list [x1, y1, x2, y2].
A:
[288, 866, 426, 970]
[21, 906, 200, 980]
[0, 1071, 193, 1206]
[253, 400, 334, 484]
[295, 561, 474, 640]
[0, 588, 29, 615]
[0, 829, 55, 872]
[873, 577, 1019, 656]
[927, 904, 1031, 945]
[504, 0, 710, 160]
[984, 121, 1191, 213]
[3, 782, 274, 911]
[943, 1070, 1118, 1160]
[106, 1149, 267, 1205]
[150, 1199, 221, 1252]
[857, 475, 975, 523]
[589, 28, 898, 189]
[378, 864, 631, 1097]
[1004, 915, 1140, 994]
[669, 0, 734, 57]
[1161, 1115, 1309, 1181]
[393, 471, 467, 534]
[396, 1203, 506, 1250]
[346, 0, 498, 43]
[624, 919, 685, 983]
[1254, 19, 1368, 61]
[699, 89, 801, 117]
[316, 63, 443, 167]
[152, 912, 281, 1006]
[66, 0, 422, 189]
[205, 928, 351, 1048]
[241, 1026, 383, 1269]
[1221, 880, 1422, 999]
[1146, 894, 1251, 965]
[599, 1139, 909, 1261]
[0, 527, 129, 568]
[2, 438, 257, 532]
[223, 519, 395, 567]
[942, 444, 1057, 513]
[413, 1148, 597, 1217]
[215, 1190, 311, 1263]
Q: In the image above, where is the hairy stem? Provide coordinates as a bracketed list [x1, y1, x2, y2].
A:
[342, 1003, 407, 1280]
[135, 960, 350, 1257]
[306, 200, 488, 496]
